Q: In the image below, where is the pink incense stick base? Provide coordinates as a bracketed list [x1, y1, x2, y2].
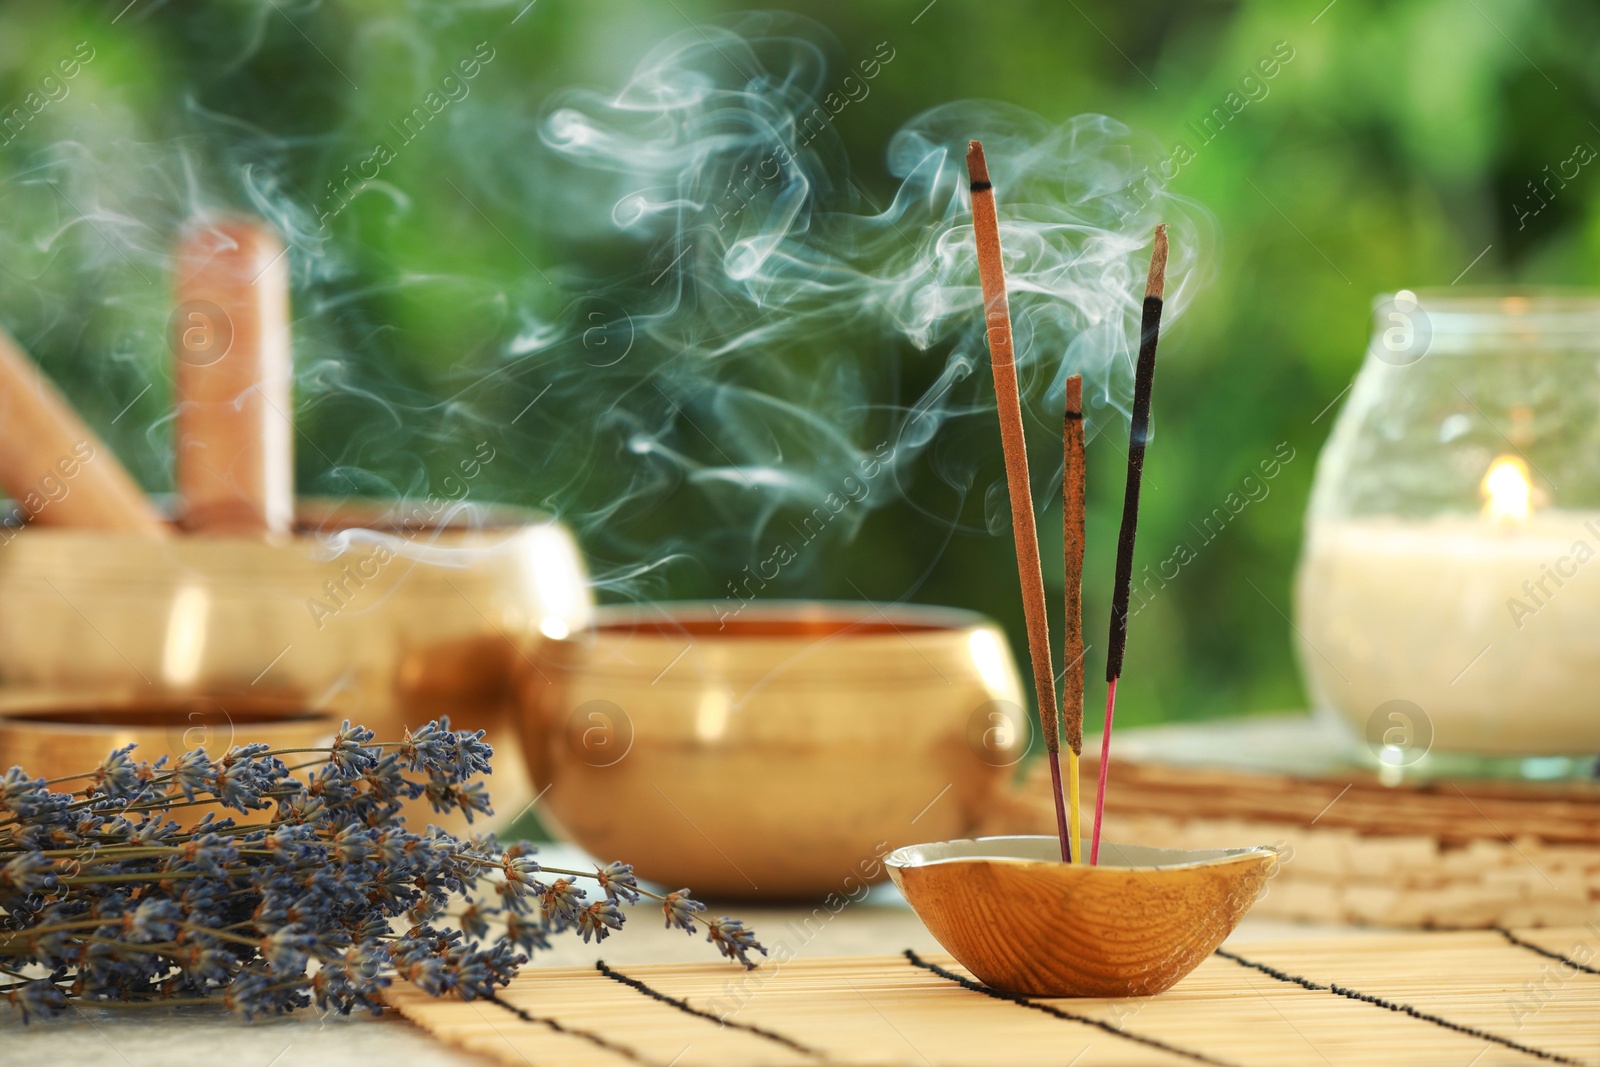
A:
[1046, 749, 1072, 863]
[1090, 676, 1118, 865]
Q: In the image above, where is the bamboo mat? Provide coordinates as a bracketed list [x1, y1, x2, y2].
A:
[384, 926, 1600, 1067]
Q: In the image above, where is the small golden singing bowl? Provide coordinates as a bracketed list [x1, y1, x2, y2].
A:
[887, 835, 1281, 998]
[522, 601, 1028, 900]
[0, 692, 333, 826]
[0, 499, 591, 834]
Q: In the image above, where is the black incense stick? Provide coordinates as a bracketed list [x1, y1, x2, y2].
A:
[1106, 225, 1168, 682]
[1091, 224, 1167, 865]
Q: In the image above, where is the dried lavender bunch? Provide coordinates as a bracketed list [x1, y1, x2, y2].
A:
[0, 718, 764, 1022]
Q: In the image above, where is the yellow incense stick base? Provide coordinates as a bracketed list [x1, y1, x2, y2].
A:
[1067, 750, 1083, 864]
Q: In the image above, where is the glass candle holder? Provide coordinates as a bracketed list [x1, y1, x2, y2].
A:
[1295, 290, 1600, 770]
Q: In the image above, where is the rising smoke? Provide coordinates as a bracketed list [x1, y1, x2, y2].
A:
[0, 7, 1206, 594]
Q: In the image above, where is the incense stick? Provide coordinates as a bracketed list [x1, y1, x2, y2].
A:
[966, 140, 1071, 864]
[1063, 373, 1086, 862]
[1091, 224, 1168, 865]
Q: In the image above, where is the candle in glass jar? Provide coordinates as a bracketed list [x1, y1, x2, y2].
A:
[1296, 456, 1600, 756]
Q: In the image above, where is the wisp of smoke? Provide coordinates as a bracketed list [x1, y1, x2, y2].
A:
[529, 13, 1207, 556]
[0, 9, 1207, 591]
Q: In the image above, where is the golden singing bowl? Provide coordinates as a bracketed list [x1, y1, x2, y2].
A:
[887, 836, 1280, 997]
[0, 499, 591, 833]
[0, 691, 332, 827]
[521, 601, 1028, 901]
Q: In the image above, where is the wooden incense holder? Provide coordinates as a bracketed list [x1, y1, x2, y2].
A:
[173, 216, 294, 536]
[0, 327, 167, 535]
[887, 835, 1279, 997]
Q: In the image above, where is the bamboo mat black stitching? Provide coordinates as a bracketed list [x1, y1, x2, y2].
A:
[1213, 948, 1585, 1066]
[595, 959, 822, 1059]
[1496, 928, 1600, 978]
[484, 990, 650, 1065]
[903, 949, 1237, 1067]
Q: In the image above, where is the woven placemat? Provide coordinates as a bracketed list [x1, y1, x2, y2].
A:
[983, 718, 1600, 928]
[385, 927, 1600, 1066]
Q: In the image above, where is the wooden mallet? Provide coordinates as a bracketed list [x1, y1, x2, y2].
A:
[0, 327, 167, 534]
[172, 216, 295, 536]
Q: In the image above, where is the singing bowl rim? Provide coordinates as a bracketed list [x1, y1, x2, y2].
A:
[0, 496, 562, 540]
[0, 497, 590, 608]
[541, 600, 1016, 683]
[886, 835, 1282, 874]
[579, 599, 997, 639]
[0, 691, 335, 734]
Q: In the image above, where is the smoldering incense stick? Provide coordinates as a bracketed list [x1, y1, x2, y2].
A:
[966, 140, 1072, 864]
[1063, 373, 1086, 863]
[1091, 224, 1168, 866]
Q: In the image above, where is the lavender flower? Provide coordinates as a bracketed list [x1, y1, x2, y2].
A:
[90, 744, 147, 800]
[328, 721, 378, 772]
[167, 748, 211, 802]
[661, 889, 706, 934]
[706, 917, 767, 970]
[596, 861, 641, 904]
[0, 767, 55, 819]
[5, 980, 66, 1023]
[125, 898, 182, 942]
[0, 718, 763, 1023]
[539, 877, 587, 930]
[577, 900, 625, 943]
[1, 852, 55, 898]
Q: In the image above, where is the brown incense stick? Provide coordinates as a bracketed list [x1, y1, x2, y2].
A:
[966, 140, 1071, 863]
[1062, 374, 1086, 755]
[1063, 374, 1086, 859]
[1091, 223, 1168, 865]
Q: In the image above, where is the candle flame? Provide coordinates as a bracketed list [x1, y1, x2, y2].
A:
[1481, 455, 1532, 522]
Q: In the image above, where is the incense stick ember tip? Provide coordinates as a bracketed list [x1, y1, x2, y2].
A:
[1145, 223, 1168, 301]
[966, 140, 990, 184]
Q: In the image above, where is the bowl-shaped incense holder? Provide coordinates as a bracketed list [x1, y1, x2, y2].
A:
[887, 835, 1280, 997]
[0, 692, 332, 827]
[522, 601, 1028, 900]
[0, 499, 591, 833]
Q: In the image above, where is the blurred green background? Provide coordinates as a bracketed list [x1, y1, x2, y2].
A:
[0, 0, 1592, 734]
